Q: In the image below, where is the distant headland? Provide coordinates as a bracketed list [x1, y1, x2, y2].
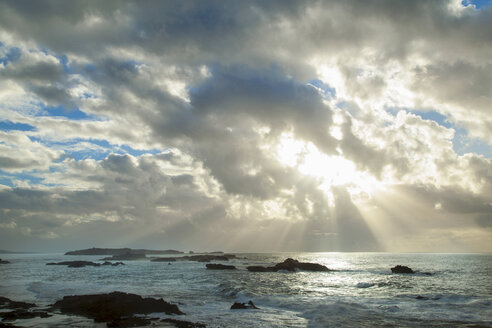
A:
[64, 247, 184, 256]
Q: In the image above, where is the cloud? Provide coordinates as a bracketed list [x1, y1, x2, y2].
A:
[0, 0, 491, 252]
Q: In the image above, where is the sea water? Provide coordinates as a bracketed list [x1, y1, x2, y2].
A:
[0, 252, 491, 327]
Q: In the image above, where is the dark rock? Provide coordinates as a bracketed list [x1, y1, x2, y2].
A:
[150, 257, 176, 262]
[0, 259, 10, 264]
[0, 323, 22, 328]
[416, 295, 429, 300]
[46, 261, 101, 268]
[273, 258, 330, 272]
[247, 258, 331, 272]
[0, 296, 36, 309]
[161, 318, 206, 328]
[0, 309, 51, 321]
[100, 253, 147, 261]
[230, 300, 259, 310]
[102, 261, 125, 266]
[246, 265, 273, 272]
[391, 265, 415, 274]
[206, 263, 236, 270]
[52, 291, 183, 323]
[107, 316, 152, 327]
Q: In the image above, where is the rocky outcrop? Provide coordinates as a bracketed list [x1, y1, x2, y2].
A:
[0, 297, 35, 309]
[391, 265, 415, 274]
[47, 261, 125, 267]
[0, 258, 10, 264]
[47, 261, 101, 268]
[205, 263, 236, 270]
[100, 253, 147, 261]
[52, 291, 183, 324]
[230, 300, 259, 310]
[247, 258, 331, 272]
[0, 309, 51, 321]
[102, 261, 125, 266]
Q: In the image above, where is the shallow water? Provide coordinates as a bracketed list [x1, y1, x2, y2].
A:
[1, 252, 491, 327]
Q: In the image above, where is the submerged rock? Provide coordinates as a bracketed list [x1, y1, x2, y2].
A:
[391, 265, 415, 274]
[100, 252, 147, 261]
[230, 300, 259, 310]
[52, 291, 184, 323]
[0, 309, 51, 321]
[102, 261, 125, 266]
[247, 258, 331, 272]
[46, 261, 101, 268]
[161, 318, 207, 328]
[205, 263, 236, 270]
[0, 296, 36, 309]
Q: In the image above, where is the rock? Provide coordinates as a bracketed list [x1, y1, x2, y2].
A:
[151, 257, 176, 262]
[100, 253, 147, 261]
[102, 261, 125, 266]
[46, 261, 101, 268]
[0, 296, 36, 309]
[246, 265, 273, 272]
[161, 318, 206, 328]
[273, 258, 330, 272]
[247, 258, 331, 272]
[0, 259, 10, 264]
[230, 300, 259, 310]
[205, 263, 236, 270]
[0, 309, 51, 321]
[52, 291, 184, 323]
[416, 295, 429, 300]
[106, 316, 152, 327]
[391, 265, 415, 274]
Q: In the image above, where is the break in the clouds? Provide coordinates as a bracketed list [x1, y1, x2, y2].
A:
[0, 0, 491, 252]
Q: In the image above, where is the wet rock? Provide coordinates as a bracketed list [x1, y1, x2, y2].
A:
[0, 323, 22, 328]
[273, 258, 330, 272]
[46, 261, 101, 268]
[102, 261, 125, 266]
[100, 253, 147, 261]
[391, 265, 415, 274]
[161, 318, 207, 328]
[0, 296, 36, 309]
[416, 295, 429, 300]
[205, 263, 236, 270]
[151, 257, 177, 262]
[0, 309, 51, 321]
[247, 258, 331, 272]
[0, 259, 10, 264]
[52, 291, 183, 323]
[246, 265, 273, 272]
[106, 316, 152, 327]
[230, 300, 259, 310]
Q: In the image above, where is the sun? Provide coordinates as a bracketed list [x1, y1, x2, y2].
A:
[275, 133, 381, 198]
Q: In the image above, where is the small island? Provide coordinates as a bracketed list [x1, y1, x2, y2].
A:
[65, 247, 183, 256]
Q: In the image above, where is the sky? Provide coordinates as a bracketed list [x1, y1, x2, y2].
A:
[0, 0, 491, 253]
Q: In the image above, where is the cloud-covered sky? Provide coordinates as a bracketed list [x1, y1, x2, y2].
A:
[1, 0, 491, 253]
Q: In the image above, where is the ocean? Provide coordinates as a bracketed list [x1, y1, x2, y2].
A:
[1, 252, 491, 327]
